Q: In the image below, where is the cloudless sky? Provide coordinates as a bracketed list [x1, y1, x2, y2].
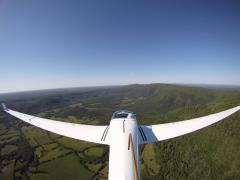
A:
[0, 0, 240, 93]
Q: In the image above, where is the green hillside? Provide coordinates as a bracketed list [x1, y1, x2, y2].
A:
[0, 84, 240, 180]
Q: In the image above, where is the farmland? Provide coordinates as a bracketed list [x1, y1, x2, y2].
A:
[0, 84, 240, 179]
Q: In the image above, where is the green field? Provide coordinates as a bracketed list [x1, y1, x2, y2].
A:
[29, 154, 93, 180]
[0, 84, 240, 179]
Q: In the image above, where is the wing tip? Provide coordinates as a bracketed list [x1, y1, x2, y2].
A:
[237, 106, 240, 111]
[1, 103, 9, 111]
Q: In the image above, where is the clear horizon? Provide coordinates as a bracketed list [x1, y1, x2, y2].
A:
[1, 1, 240, 93]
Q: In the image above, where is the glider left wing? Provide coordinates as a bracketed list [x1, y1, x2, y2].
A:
[2, 104, 109, 145]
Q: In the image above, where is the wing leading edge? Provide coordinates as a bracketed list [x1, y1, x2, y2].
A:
[2, 104, 109, 145]
[139, 106, 240, 144]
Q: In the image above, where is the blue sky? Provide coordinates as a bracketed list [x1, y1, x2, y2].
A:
[0, 0, 240, 93]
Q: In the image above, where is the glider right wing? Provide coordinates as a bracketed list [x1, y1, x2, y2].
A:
[139, 106, 240, 144]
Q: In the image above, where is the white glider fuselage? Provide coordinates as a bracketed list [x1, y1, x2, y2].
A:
[108, 117, 139, 180]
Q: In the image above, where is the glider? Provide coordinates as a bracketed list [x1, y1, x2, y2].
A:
[2, 103, 240, 180]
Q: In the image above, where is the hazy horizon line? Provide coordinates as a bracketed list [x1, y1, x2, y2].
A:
[1, 82, 240, 95]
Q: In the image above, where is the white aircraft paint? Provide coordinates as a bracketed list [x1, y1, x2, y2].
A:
[108, 118, 139, 180]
